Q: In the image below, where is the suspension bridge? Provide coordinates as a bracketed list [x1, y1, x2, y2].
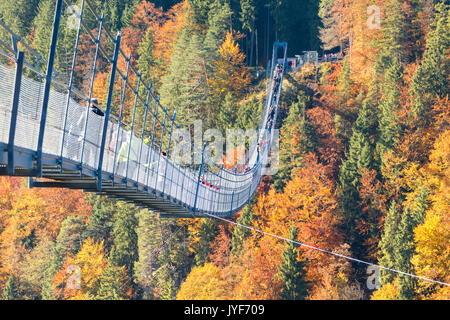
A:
[0, 0, 288, 219]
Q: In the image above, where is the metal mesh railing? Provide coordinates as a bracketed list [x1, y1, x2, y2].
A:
[0, 0, 288, 218]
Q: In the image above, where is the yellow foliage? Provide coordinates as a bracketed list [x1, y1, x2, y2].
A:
[371, 281, 401, 300]
[411, 130, 450, 299]
[176, 263, 227, 300]
[209, 32, 250, 99]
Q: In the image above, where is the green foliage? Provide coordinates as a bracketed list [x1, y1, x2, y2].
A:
[235, 95, 262, 130]
[0, 0, 40, 38]
[2, 275, 19, 300]
[137, 28, 158, 87]
[410, 3, 449, 124]
[160, 25, 210, 126]
[96, 266, 130, 300]
[134, 210, 163, 300]
[270, 0, 321, 53]
[231, 200, 255, 256]
[394, 188, 428, 299]
[188, 0, 215, 26]
[41, 242, 65, 300]
[240, 0, 256, 33]
[203, 0, 233, 60]
[109, 202, 139, 279]
[84, 196, 115, 253]
[379, 201, 402, 284]
[217, 92, 238, 131]
[279, 225, 308, 300]
[273, 90, 317, 192]
[376, 60, 403, 163]
[338, 97, 378, 262]
[57, 216, 86, 256]
[194, 219, 220, 266]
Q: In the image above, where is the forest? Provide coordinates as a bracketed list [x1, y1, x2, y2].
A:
[0, 0, 448, 300]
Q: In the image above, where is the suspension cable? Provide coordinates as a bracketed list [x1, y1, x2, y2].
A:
[201, 211, 450, 287]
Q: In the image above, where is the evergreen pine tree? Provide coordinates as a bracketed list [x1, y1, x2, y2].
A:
[279, 225, 308, 300]
[109, 202, 139, 279]
[231, 200, 255, 256]
[273, 90, 317, 192]
[393, 188, 428, 300]
[41, 243, 64, 300]
[240, 0, 256, 33]
[96, 266, 129, 300]
[2, 275, 19, 300]
[0, 0, 40, 38]
[378, 201, 402, 284]
[203, 0, 233, 61]
[195, 219, 219, 266]
[160, 25, 211, 126]
[319, 0, 341, 51]
[339, 97, 378, 262]
[134, 210, 163, 300]
[84, 196, 115, 253]
[376, 60, 402, 164]
[410, 3, 449, 125]
[217, 92, 237, 131]
[236, 95, 262, 130]
[137, 27, 158, 87]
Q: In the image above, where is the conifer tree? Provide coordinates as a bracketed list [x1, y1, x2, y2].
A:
[204, 0, 233, 60]
[160, 25, 210, 126]
[410, 3, 449, 125]
[394, 188, 428, 300]
[231, 200, 255, 256]
[2, 275, 19, 300]
[279, 225, 308, 300]
[41, 243, 64, 300]
[339, 97, 378, 260]
[0, 0, 40, 38]
[376, 60, 402, 164]
[379, 201, 402, 284]
[189, 0, 215, 26]
[236, 95, 262, 130]
[217, 92, 237, 131]
[109, 202, 139, 280]
[240, 0, 256, 33]
[319, 0, 341, 51]
[273, 91, 317, 192]
[96, 266, 130, 300]
[194, 219, 219, 266]
[137, 27, 158, 87]
[84, 196, 115, 253]
[134, 210, 163, 300]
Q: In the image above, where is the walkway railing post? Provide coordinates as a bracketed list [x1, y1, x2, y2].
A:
[7, 51, 25, 175]
[97, 32, 121, 191]
[154, 108, 167, 194]
[145, 96, 159, 191]
[230, 191, 235, 217]
[36, 0, 63, 177]
[188, 141, 196, 207]
[216, 165, 224, 214]
[80, 13, 104, 175]
[125, 72, 141, 183]
[193, 143, 207, 216]
[112, 55, 131, 184]
[60, 0, 84, 172]
[162, 110, 176, 197]
[136, 85, 151, 190]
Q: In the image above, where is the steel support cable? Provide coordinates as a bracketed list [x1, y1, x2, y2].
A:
[201, 211, 450, 287]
